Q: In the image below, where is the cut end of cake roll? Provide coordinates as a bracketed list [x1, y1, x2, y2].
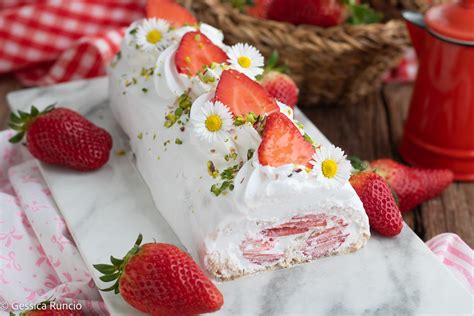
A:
[204, 207, 370, 281]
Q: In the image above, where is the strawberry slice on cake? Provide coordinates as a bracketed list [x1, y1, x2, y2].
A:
[175, 31, 228, 77]
[215, 69, 279, 116]
[146, 0, 197, 27]
[258, 112, 315, 167]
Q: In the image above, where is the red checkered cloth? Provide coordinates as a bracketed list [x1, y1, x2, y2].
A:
[0, 0, 146, 86]
[383, 48, 418, 83]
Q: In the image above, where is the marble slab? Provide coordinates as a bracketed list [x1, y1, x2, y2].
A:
[7, 77, 473, 315]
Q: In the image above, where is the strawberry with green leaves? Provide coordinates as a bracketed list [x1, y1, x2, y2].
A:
[260, 51, 299, 108]
[369, 159, 453, 212]
[350, 171, 403, 237]
[267, 0, 381, 27]
[94, 234, 224, 316]
[9, 105, 112, 171]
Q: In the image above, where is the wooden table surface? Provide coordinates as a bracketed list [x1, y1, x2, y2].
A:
[0, 75, 472, 247]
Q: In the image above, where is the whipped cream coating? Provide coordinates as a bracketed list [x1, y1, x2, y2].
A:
[109, 22, 370, 280]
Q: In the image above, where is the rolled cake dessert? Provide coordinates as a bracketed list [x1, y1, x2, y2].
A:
[109, 18, 370, 280]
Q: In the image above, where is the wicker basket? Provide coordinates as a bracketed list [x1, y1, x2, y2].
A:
[180, 0, 410, 106]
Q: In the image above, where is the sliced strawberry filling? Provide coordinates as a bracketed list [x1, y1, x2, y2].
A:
[240, 213, 350, 265]
[262, 214, 327, 237]
[304, 226, 349, 257]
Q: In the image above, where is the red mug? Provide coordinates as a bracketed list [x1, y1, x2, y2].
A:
[400, 1, 474, 181]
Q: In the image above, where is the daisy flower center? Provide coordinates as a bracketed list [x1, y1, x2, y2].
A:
[321, 159, 338, 178]
[205, 114, 223, 132]
[146, 29, 162, 44]
[237, 56, 252, 68]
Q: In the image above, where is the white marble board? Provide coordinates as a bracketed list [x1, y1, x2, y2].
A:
[7, 77, 473, 315]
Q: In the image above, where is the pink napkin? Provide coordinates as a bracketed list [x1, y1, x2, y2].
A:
[426, 233, 474, 295]
[0, 130, 108, 315]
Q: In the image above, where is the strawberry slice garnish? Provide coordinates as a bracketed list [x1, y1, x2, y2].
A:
[215, 69, 278, 116]
[146, 0, 197, 27]
[258, 112, 314, 167]
[175, 31, 228, 77]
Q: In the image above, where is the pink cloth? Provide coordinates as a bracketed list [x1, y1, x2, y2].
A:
[426, 233, 474, 295]
[0, 130, 108, 314]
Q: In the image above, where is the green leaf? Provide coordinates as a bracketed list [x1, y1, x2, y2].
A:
[9, 132, 25, 144]
[8, 122, 23, 131]
[100, 282, 119, 292]
[110, 256, 123, 267]
[93, 264, 118, 274]
[43, 103, 56, 113]
[346, 3, 382, 25]
[17, 110, 29, 120]
[267, 50, 279, 69]
[31, 106, 39, 116]
[348, 155, 368, 172]
[134, 234, 143, 247]
[100, 272, 120, 282]
[9, 112, 22, 124]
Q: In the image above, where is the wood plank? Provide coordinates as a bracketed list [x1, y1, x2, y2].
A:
[383, 83, 473, 247]
[0, 76, 22, 129]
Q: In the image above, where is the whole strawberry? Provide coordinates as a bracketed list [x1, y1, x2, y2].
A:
[350, 172, 403, 237]
[247, 0, 274, 18]
[94, 234, 224, 315]
[261, 71, 299, 108]
[369, 159, 453, 212]
[9, 105, 112, 171]
[268, 0, 346, 27]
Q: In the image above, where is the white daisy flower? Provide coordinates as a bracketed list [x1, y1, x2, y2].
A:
[227, 43, 264, 79]
[310, 144, 351, 188]
[193, 101, 233, 143]
[135, 18, 171, 52]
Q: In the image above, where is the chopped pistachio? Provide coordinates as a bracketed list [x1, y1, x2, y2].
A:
[247, 148, 255, 161]
[234, 115, 245, 126]
[142, 88, 148, 93]
[175, 138, 183, 145]
[246, 112, 257, 124]
[207, 160, 219, 178]
[224, 151, 238, 161]
[303, 133, 315, 145]
[115, 149, 126, 156]
[137, 132, 143, 140]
